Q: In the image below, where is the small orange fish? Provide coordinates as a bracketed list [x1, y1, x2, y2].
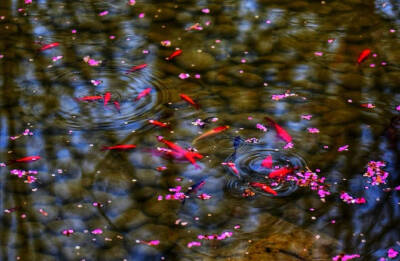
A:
[76, 95, 103, 102]
[166, 50, 182, 61]
[103, 92, 111, 106]
[148, 120, 169, 128]
[157, 136, 202, 168]
[269, 167, 292, 179]
[180, 93, 200, 109]
[265, 116, 292, 143]
[193, 125, 230, 143]
[135, 88, 152, 101]
[357, 49, 371, 64]
[12, 156, 41, 163]
[221, 162, 239, 177]
[250, 182, 277, 196]
[126, 63, 147, 74]
[261, 155, 273, 168]
[40, 42, 60, 51]
[101, 144, 136, 151]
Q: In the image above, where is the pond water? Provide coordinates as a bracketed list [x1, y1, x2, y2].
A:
[0, 0, 399, 260]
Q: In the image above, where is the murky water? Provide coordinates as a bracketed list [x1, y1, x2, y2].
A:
[0, 0, 399, 260]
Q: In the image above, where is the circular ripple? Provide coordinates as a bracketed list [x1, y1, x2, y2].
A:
[224, 142, 307, 197]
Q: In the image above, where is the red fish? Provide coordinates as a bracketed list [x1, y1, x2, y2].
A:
[156, 136, 202, 168]
[135, 88, 152, 101]
[193, 125, 230, 143]
[261, 155, 273, 168]
[101, 144, 136, 151]
[40, 42, 60, 51]
[357, 49, 371, 64]
[13, 156, 41, 163]
[265, 116, 292, 143]
[126, 63, 147, 74]
[269, 167, 292, 179]
[103, 92, 111, 106]
[76, 96, 103, 102]
[222, 162, 239, 177]
[166, 50, 182, 61]
[113, 101, 121, 112]
[148, 120, 169, 128]
[180, 93, 200, 109]
[250, 182, 277, 196]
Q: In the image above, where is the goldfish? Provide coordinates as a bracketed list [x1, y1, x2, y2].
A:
[265, 116, 292, 143]
[126, 63, 147, 74]
[221, 162, 239, 177]
[156, 136, 203, 168]
[76, 95, 103, 102]
[40, 42, 60, 51]
[357, 48, 371, 64]
[268, 167, 292, 179]
[101, 144, 136, 151]
[149, 120, 169, 128]
[103, 92, 111, 106]
[11, 156, 41, 164]
[180, 93, 200, 109]
[261, 155, 273, 168]
[166, 50, 182, 61]
[193, 125, 230, 143]
[135, 88, 152, 101]
[250, 182, 277, 196]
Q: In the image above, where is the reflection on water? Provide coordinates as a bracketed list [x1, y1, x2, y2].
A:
[0, 0, 399, 260]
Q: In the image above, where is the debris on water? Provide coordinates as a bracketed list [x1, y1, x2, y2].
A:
[363, 161, 389, 186]
[332, 253, 360, 261]
[91, 228, 103, 235]
[52, 56, 63, 62]
[187, 241, 201, 248]
[338, 145, 349, 152]
[271, 91, 297, 101]
[307, 128, 320, 134]
[361, 103, 375, 109]
[256, 123, 267, 132]
[387, 248, 399, 259]
[62, 229, 74, 236]
[160, 40, 171, 47]
[83, 56, 102, 66]
[340, 192, 366, 204]
[302, 115, 312, 120]
[178, 73, 190, 79]
[99, 11, 109, 16]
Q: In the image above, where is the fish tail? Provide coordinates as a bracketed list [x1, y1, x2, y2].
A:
[264, 116, 276, 126]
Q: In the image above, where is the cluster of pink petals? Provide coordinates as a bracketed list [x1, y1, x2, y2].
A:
[145, 240, 160, 246]
[338, 145, 349, 152]
[284, 142, 294, 149]
[25, 0, 32, 4]
[363, 161, 389, 186]
[52, 56, 63, 62]
[198, 231, 233, 240]
[201, 8, 210, 13]
[387, 248, 399, 258]
[91, 228, 103, 235]
[396, 105, 400, 111]
[271, 92, 297, 101]
[307, 128, 320, 134]
[62, 229, 74, 236]
[83, 56, 102, 66]
[288, 171, 330, 200]
[178, 73, 190, 79]
[91, 80, 102, 86]
[245, 137, 259, 143]
[10, 129, 33, 140]
[99, 11, 109, 16]
[301, 114, 312, 120]
[187, 241, 201, 248]
[340, 192, 366, 204]
[191, 119, 205, 127]
[10, 169, 38, 183]
[332, 254, 360, 261]
[158, 186, 186, 201]
[128, 0, 136, 6]
[256, 123, 267, 132]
